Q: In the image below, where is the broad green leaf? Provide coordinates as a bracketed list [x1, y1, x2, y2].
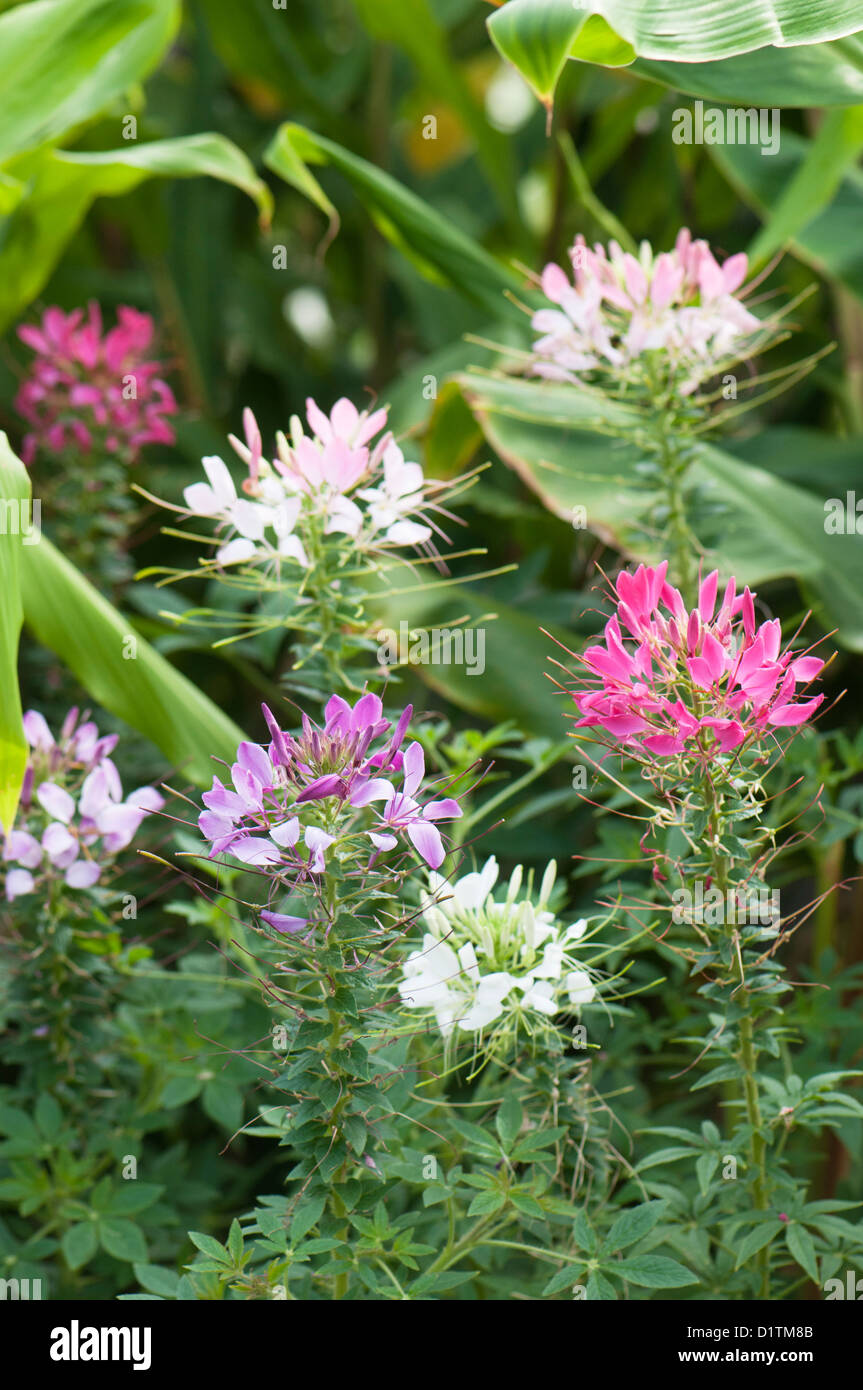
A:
[0, 0, 180, 163]
[633, 35, 863, 107]
[0, 433, 31, 828]
[612, 1253, 698, 1287]
[487, 0, 590, 108]
[0, 436, 28, 832]
[0, 136, 272, 332]
[489, 0, 863, 110]
[456, 371, 863, 650]
[16, 533, 244, 787]
[264, 124, 526, 321]
[748, 106, 863, 266]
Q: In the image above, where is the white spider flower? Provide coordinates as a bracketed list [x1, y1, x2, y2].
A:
[397, 856, 596, 1048]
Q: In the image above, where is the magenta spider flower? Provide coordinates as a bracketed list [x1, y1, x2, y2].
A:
[197, 695, 462, 879]
[15, 302, 177, 465]
[569, 562, 825, 765]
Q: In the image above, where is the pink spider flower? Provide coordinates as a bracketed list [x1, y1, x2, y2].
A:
[197, 695, 462, 880]
[189, 397, 435, 555]
[15, 302, 177, 465]
[531, 229, 762, 393]
[570, 562, 825, 765]
[1, 708, 164, 902]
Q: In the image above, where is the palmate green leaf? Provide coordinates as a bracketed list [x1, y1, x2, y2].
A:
[0, 0, 180, 163]
[712, 132, 863, 303]
[633, 35, 863, 107]
[15, 533, 244, 787]
[264, 124, 527, 321]
[487, 0, 863, 108]
[0, 435, 28, 832]
[456, 371, 863, 650]
[0, 135, 272, 333]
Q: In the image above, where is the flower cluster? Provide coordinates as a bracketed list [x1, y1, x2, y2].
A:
[1, 709, 164, 902]
[182, 397, 438, 570]
[198, 694, 462, 930]
[397, 857, 596, 1041]
[572, 563, 824, 763]
[15, 303, 177, 465]
[531, 229, 762, 393]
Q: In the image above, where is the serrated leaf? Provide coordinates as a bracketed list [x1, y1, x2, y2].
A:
[786, 1223, 819, 1284]
[99, 1218, 148, 1264]
[133, 1263, 180, 1298]
[735, 1221, 783, 1269]
[62, 1222, 98, 1272]
[603, 1200, 666, 1255]
[612, 1254, 698, 1288]
[496, 1096, 523, 1150]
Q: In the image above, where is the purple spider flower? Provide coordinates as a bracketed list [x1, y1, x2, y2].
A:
[197, 695, 461, 876]
[2, 708, 164, 902]
[350, 741, 461, 870]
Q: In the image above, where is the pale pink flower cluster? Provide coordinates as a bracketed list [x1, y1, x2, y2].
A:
[531, 230, 762, 393]
[1, 709, 164, 902]
[15, 303, 177, 465]
[573, 563, 824, 761]
[182, 397, 435, 570]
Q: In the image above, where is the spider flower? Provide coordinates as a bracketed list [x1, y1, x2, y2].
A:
[181, 397, 438, 570]
[1, 708, 164, 902]
[571, 563, 824, 765]
[531, 229, 763, 394]
[197, 695, 462, 884]
[397, 857, 596, 1041]
[15, 303, 177, 465]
